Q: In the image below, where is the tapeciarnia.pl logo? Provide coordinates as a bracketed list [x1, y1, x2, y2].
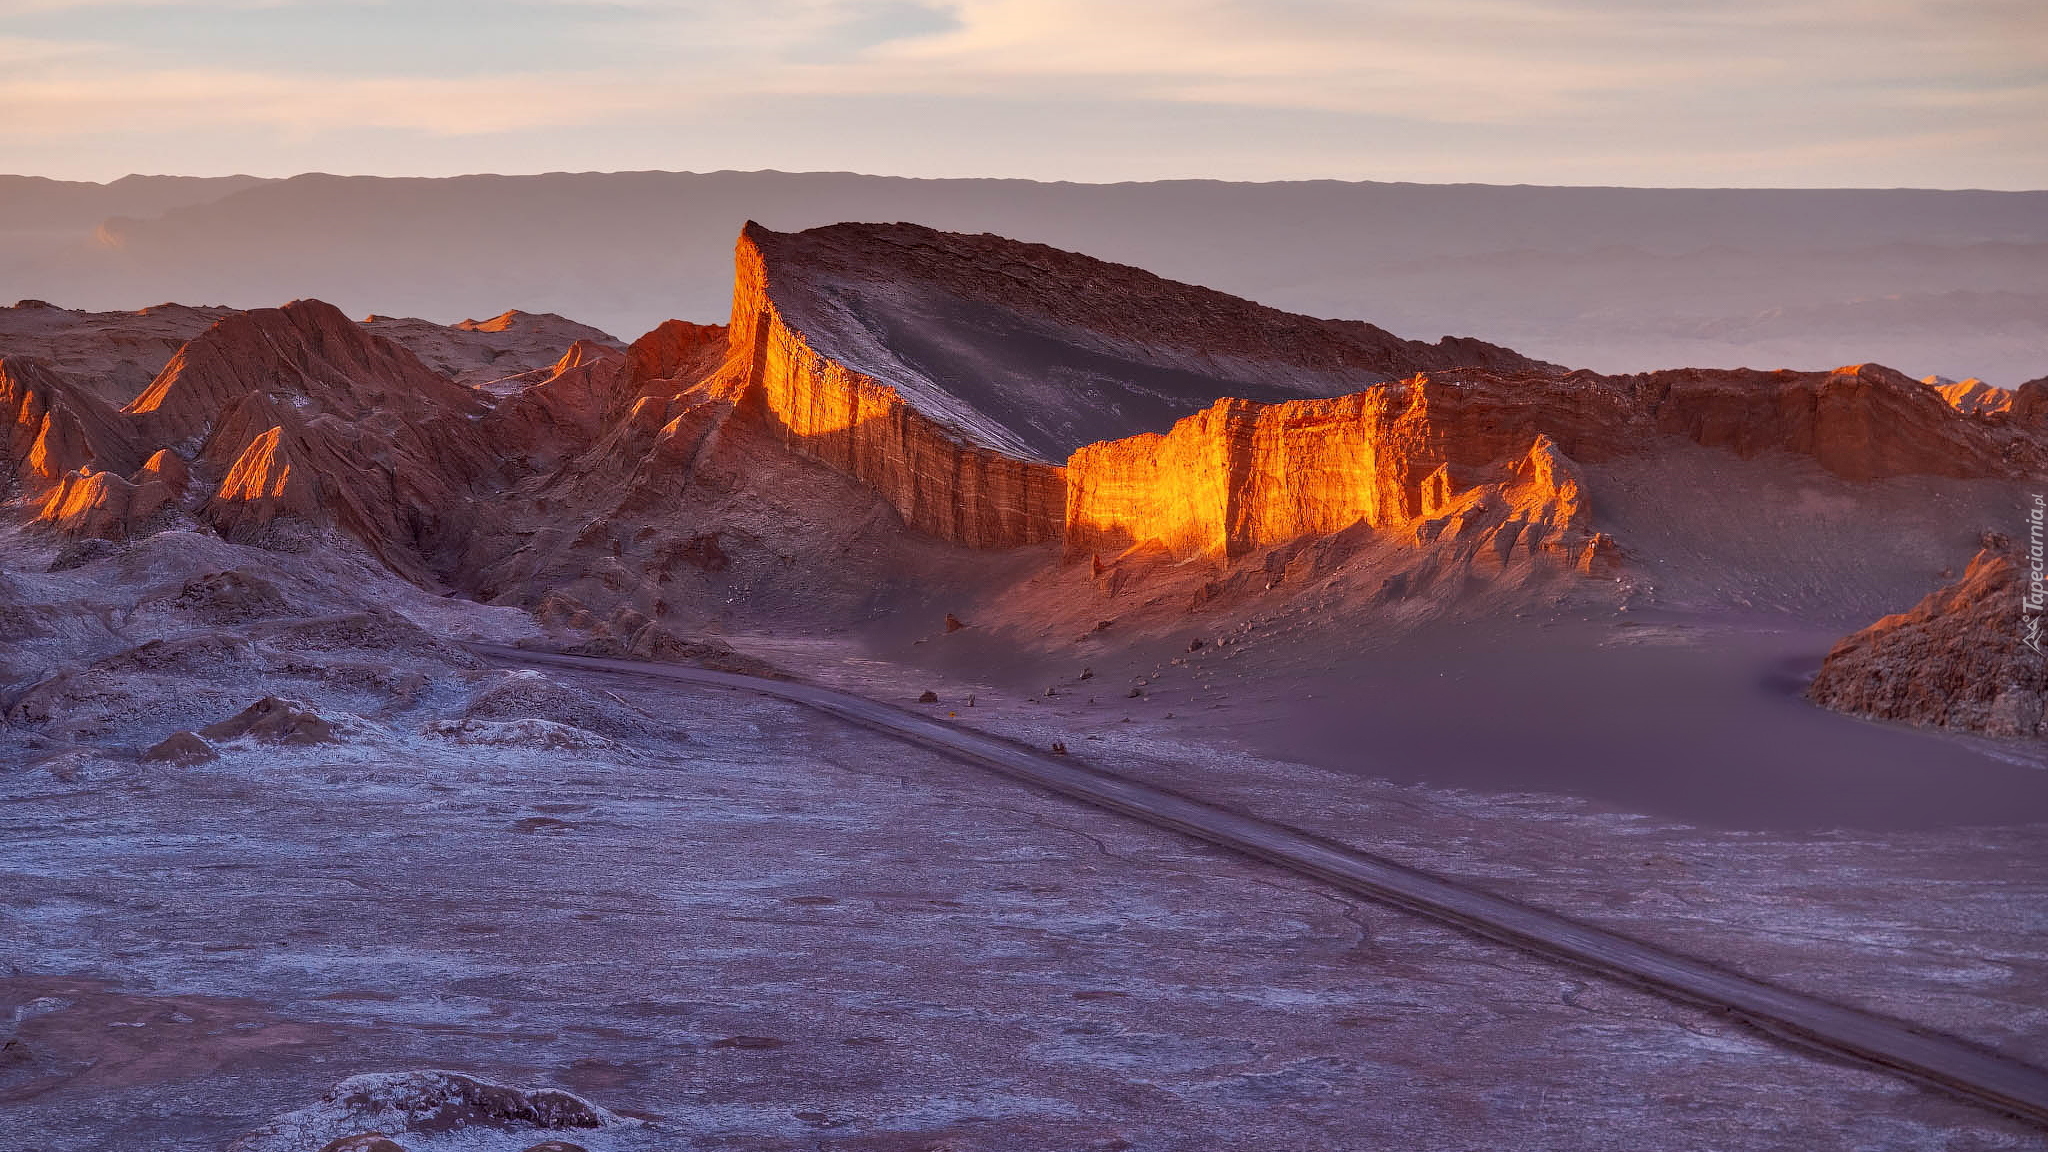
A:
[2027, 494, 2045, 656]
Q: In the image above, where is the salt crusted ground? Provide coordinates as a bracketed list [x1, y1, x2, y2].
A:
[3, 524, 2047, 1150]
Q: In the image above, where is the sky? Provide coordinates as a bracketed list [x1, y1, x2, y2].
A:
[2, 0, 2044, 188]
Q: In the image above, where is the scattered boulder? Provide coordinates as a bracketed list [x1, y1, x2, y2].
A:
[144, 731, 217, 765]
[166, 568, 294, 624]
[317, 1136, 405, 1152]
[460, 669, 665, 741]
[944, 613, 966, 633]
[46, 537, 119, 572]
[93, 634, 249, 675]
[917, 690, 939, 704]
[257, 609, 478, 667]
[229, 1070, 633, 1152]
[421, 718, 617, 752]
[199, 697, 337, 746]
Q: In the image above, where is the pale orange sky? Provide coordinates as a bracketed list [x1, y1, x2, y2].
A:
[3, 0, 2045, 187]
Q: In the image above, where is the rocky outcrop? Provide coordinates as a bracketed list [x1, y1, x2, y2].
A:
[36, 465, 175, 539]
[106, 301, 501, 576]
[728, 227, 1064, 548]
[229, 1070, 630, 1152]
[482, 322, 727, 469]
[364, 309, 623, 388]
[1, 356, 135, 493]
[2013, 376, 2048, 429]
[206, 424, 319, 532]
[624, 318, 728, 387]
[726, 224, 2042, 567]
[1808, 537, 2045, 737]
[0, 300, 236, 405]
[197, 695, 338, 745]
[1924, 375, 2012, 417]
[36, 446, 187, 538]
[124, 299, 482, 444]
[482, 340, 628, 466]
[1637, 363, 2027, 482]
[1065, 382, 1615, 567]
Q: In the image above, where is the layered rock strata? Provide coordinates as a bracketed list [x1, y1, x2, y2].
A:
[728, 227, 1064, 548]
[733, 221, 1545, 463]
[1064, 384, 1615, 568]
[728, 224, 2042, 563]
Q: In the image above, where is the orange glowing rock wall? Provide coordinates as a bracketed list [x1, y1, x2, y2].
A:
[1065, 391, 1413, 560]
[726, 230, 1064, 549]
[2, 356, 133, 491]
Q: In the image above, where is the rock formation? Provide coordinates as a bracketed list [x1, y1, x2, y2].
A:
[0, 300, 236, 404]
[720, 224, 2041, 565]
[1636, 362, 2026, 482]
[725, 225, 1066, 547]
[34, 449, 186, 540]
[97, 299, 502, 576]
[481, 320, 725, 469]
[1808, 537, 2045, 737]
[6, 220, 2044, 657]
[2, 355, 135, 492]
[1924, 375, 2013, 417]
[1063, 384, 1617, 565]
[363, 309, 623, 388]
[123, 298, 483, 444]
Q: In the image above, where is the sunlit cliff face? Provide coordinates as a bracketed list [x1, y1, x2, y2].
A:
[726, 229, 1066, 550]
[719, 226, 2042, 574]
[11, 222, 2043, 625]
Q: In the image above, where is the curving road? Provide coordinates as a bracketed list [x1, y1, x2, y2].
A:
[473, 643, 2048, 1129]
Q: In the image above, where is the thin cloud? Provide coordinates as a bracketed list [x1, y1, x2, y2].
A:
[1, 0, 2041, 185]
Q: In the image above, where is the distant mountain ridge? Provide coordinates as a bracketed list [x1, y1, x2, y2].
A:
[4, 170, 2044, 385]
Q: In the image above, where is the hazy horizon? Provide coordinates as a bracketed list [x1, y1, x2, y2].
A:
[5, 0, 2042, 190]
[19, 167, 2048, 193]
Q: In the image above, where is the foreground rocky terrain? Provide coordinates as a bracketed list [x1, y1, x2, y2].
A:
[3, 219, 2046, 1147]
[2, 522, 2043, 1148]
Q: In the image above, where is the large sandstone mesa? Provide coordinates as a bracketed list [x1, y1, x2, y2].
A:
[729, 223, 2043, 565]
[1059, 358, 2024, 564]
[723, 221, 1548, 549]
[1065, 377, 1624, 566]
[1808, 537, 2046, 737]
[728, 224, 1064, 548]
[735, 221, 1543, 463]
